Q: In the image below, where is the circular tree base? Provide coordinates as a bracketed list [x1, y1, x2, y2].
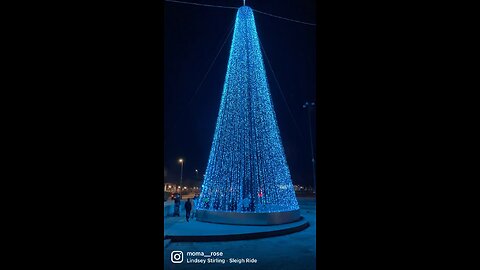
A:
[164, 216, 309, 242]
[195, 209, 301, 225]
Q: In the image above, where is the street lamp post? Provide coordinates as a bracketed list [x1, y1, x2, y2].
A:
[303, 101, 316, 197]
[179, 159, 184, 193]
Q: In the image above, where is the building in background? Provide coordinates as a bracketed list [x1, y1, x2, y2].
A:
[164, 182, 176, 192]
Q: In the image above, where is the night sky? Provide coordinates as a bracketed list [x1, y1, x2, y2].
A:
[164, 0, 316, 188]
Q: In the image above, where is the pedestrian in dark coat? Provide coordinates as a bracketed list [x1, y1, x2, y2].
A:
[174, 195, 181, 216]
[185, 198, 192, 222]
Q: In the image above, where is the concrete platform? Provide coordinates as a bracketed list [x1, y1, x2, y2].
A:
[164, 216, 309, 242]
[196, 209, 301, 225]
[163, 239, 171, 248]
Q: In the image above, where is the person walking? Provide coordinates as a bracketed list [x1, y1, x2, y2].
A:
[185, 198, 192, 222]
[174, 194, 181, 217]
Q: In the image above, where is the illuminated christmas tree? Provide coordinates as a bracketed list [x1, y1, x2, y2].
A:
[197, 6, 300, 225]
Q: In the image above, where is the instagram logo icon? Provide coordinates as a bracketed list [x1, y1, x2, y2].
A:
[171, 251, 183, 263]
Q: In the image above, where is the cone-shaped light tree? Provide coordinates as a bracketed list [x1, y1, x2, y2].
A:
[197, 6, 299, 224]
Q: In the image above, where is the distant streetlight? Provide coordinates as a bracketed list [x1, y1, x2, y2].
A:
[303, 101, 316, 197]
[178, 159, 184, 191]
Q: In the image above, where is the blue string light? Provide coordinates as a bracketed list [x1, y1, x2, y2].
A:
[198, 6, 299, 213]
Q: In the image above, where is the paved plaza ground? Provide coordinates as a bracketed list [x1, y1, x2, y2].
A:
[164, 197, 316, 270]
